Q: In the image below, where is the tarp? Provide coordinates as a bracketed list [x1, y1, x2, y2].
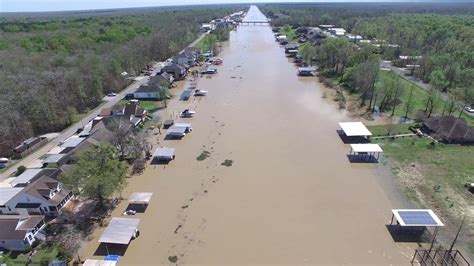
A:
[99, 217, 140, 244]
[129, 192, 153, 204]
[339, 122, 372, 137]
[350, 144, 383, 153]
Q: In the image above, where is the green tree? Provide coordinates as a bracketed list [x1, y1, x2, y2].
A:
[61, 143, 127, 209]
[299, 42, 316, 66]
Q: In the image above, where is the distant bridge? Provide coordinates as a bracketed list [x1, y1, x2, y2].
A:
[239, 21, 270, 25]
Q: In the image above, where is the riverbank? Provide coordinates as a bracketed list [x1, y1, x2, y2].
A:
[79, 6, 418, 264]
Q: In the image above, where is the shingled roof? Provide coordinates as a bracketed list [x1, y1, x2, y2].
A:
[423, 116, 474, 144]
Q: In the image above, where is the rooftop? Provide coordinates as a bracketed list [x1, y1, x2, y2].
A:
[11, 168, 43, 187]
[99, 217, 140, 244]
[0, 187, 23, 205]
[339, 122, 372, 137]
[129, 192, 153, 204]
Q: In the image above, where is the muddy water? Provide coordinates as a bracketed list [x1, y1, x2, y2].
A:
[79, 6, 417, 264]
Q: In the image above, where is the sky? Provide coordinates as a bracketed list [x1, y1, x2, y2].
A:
[0, 0, 464, 12]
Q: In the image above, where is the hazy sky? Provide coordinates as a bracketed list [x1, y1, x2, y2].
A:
[0, 0, 460, 12]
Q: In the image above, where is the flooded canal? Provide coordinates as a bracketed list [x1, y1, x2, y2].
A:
[79, 5, 416, 264]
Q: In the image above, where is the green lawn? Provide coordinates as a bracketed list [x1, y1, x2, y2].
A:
[377, 71, 474, 125]
[1, 245, 61, 265]
[118, 99, 159, 112]
[279, 26, 297, 41]
[367, 125, 474, 253]
[368, 123, 413, 136]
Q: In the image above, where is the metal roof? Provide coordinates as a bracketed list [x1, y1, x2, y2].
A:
[83, 260, 117, 266]
[392, 209, 444, 227]
[167, 126, 187, 135]
[129, 192, 153, 204]
[61, 137, 85, 148]
[174, 122, 192, 128]
[153, 147, 175, 158]
[43, 154, 67, 164]
[350, 144, 383, 153]
[338, 122, 372, 137]
[0, 187, 23, 205]
[99, 217, 140, 244]
[11, 168, 43, 187]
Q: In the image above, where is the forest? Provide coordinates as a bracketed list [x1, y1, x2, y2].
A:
[0, 5, 243, 157]
[260, 3, 474, 120]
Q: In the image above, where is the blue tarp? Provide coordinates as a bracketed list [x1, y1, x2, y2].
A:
[105, 255, 120, 262]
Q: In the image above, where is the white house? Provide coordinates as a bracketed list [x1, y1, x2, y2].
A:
[329, 28, 346, 36]
[0, 176, 73, 217]
[0, 215, 45, 251]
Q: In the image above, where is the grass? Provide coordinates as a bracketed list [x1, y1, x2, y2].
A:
[377, 71, 474, 125]
[278, 25, 297, 41]
[118, 99, 159, 112]
[1, 245, 61, 265]
[72, 112, 89, 124]
[194, 35, 211, 52]
[368, 123, 413, 136]
[196, 151, 211, 161]
[367, 126, 474, 252]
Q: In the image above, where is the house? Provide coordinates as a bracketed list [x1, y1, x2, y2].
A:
[111, 104, 126, 116]
[12, 137, 47, 159]
[284, 43, 298, 53]
[124, 102, 147, 121]
[328, 28, 346, 37]
[184, 47, 201, 59]
[134, 85, 161, 100]
[346, 34, 363, 43]
[173, 53, 196, 67]
[0, 215, 46, 251]
[0, 175, 73, 217]
[422, 116, 474, 144]
[161, 63, 187, 80]
[201, 23, 213, 31]
[149, 74, 173, 89]
[11, 168, 61, 187]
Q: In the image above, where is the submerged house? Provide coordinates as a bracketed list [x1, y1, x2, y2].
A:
[422, 116, 474, 144]
[0, 215, 46, 251]
[161, 63, 187, 80]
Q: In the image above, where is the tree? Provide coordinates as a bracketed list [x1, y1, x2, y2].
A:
[108, 117, 134, 157]
[299, 42, 316, 66]
[352, 55, 380, 109]
[404, 84, 415, 118]
[60, 143, 126, 209]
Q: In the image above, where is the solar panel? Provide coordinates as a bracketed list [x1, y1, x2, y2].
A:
[398, 211, 437, 225]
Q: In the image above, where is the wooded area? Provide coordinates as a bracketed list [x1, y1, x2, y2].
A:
[261, 3, 474, 121]
[0, 6, 241, 157]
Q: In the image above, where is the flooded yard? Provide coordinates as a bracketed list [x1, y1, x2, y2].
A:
[79, 6, 417, 264]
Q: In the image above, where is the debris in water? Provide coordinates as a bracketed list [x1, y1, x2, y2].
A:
[221, 159, 233, 167]
[174, 225, 182, 234]
[168, 256, 178, 263]
[181, 205, 188, 209]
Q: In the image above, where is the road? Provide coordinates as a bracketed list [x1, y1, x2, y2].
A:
[0, 32, 209, 182]
[381, 61, 473, 117]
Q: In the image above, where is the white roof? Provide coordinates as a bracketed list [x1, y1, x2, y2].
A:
[153, 147, 175, 158]
[339, 122, 372, 136]
[392, 209, 444, 227]
[61, 136, 85, 148]
[174, 122, 191, 128]
[129, 192, 153, 204]
[11, 168, 43, 187]
[0, 187, 23, 205]
[43, 154, 67, 164]
[167, 126, 187, 135]
[83, 260, 117, 266]
[99, 217, 140, 244]
[350, 144, 383, 153]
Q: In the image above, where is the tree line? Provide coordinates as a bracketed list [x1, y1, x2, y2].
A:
[0, 6, 243, 157]
[261, 3, 474, 120]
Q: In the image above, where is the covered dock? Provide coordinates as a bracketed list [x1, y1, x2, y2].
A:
[166, 126, 187, 138]
[348, 143, 383, 162]
[153, 147, 176, 161]
[128, 192, 153, 212]
[297, 67, 316, 76]
[388, 209, 444, 244]
[99, 217, 140, 245]
[338, 122, 372, 143]
[83, 260, 117, 266]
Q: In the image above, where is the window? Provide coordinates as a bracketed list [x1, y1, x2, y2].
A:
[49, 206, 56, 212]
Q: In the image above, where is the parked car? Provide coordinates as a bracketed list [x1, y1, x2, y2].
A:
[0, 157, 9, 164]
[201, 67, 217, 74]
[211, 58, 223, 65]
[107, 92, 117, 97]
[0, 163, 6, 169]
[125, 93, 135, 100]
[465, 106, 474, 113]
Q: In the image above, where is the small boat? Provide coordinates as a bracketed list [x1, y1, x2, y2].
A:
[123, 209, 137, 216]
[180, 109, 196, 117]
[194, 89, 208, 96]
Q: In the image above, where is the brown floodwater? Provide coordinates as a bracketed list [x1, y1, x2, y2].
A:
[79, 6, 418, 264]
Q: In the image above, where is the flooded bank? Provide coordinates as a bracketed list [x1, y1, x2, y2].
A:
[79, 6, 417, 264]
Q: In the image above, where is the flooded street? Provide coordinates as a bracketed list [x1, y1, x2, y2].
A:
[80, 6, 416, 264]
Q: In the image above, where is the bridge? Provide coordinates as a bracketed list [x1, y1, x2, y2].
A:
[239, 21, 270, 25]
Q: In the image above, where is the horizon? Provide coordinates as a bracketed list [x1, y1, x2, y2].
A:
[0, 0, 469, 13]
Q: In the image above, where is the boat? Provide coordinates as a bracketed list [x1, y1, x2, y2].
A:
[194, 89, 208, 96]
[180, 109, 196, 117]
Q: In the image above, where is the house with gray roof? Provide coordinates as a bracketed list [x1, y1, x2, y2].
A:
[0, 215, 45, 251]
